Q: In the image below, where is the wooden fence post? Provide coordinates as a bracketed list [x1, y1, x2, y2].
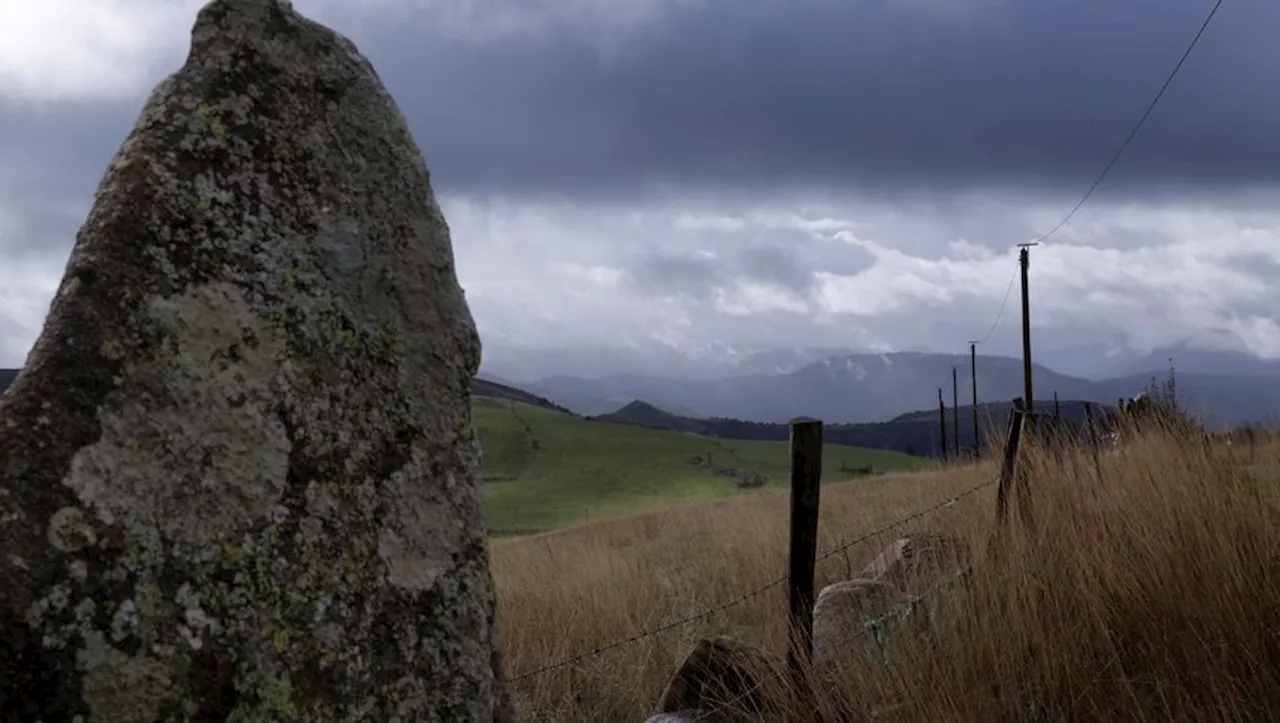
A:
[938, 388, 948, 460]
[1084, 402, 1102, 481]
[995, 398, 1026, 527]
[787, 417, 823, 696]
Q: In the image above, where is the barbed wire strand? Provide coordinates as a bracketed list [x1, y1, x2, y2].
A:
[815, 477, 996, 565]
[511, 476, 998, 682]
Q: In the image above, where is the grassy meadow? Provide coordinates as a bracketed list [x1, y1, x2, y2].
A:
[472, 396, 926, 535]
[487, 415, 1280, 722]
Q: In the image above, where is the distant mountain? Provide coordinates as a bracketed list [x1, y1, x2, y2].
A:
[479, 342, 858, 384]
[728, 346, 859, 376]
[1034, 336, 1140, 379]
[527, 352, 1104, 424]
[526, 351, 1280, 428]
[596, 398, 1115, 459]
[0, 369, 15, 393]
[1120, 348, 1280, 379]
[595, 400, 715, 435]
[1092, 372, 1280, 428]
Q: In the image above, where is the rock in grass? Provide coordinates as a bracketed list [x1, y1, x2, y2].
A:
[0, 0, 512, 720]
[858, 530, 971, 596]
[652, 636, 789, 723]
[812, 579, 917, 676]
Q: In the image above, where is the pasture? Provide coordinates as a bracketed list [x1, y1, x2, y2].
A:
[490, 418, 1280, 721]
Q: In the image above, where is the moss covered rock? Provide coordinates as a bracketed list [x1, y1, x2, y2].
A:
[0, 0, 512, 719]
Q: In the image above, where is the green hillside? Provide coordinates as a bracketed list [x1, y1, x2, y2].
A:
[472, 396, 927, 535]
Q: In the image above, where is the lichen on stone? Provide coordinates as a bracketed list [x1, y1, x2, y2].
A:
[0, 0, 513, 719]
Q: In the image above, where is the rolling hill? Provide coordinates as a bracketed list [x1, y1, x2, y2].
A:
[471, 396, 927, 535]
[470, 376, 573, 414]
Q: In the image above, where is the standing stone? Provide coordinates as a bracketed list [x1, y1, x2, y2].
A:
[0, 0, 513, 720]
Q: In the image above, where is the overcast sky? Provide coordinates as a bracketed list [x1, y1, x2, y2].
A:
[2, 0, 1279, 375]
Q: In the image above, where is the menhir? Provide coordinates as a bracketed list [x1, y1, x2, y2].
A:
[0, 0, 512, 720]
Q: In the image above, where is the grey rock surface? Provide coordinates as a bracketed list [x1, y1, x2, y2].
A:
[0, 0, 513, 719]
[654, 636, 787, 723]
[858, 531, 971, 596]
[811, 578, 916, 678]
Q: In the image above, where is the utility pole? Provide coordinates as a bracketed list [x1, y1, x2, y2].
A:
[951, 366, 960, 455]
[1017, 243, 1038, 427]
[938, 388, 948, 460]
[969, 342, 980, 452]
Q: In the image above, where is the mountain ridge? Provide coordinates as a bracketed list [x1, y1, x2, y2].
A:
[524, 351, 1279, 428]
[595, 395, 1111, 458]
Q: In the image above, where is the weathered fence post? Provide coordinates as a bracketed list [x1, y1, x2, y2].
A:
[952, 366, 961, 455]
[995, 398, 1027, 527]
[938, 388, 949, 460]
[1084, 402, 1103, 481]
[787, 417, 823, 697]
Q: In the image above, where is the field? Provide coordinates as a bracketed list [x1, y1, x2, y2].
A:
[489, 418, 1280, 721]
[472, 396, 926, 535]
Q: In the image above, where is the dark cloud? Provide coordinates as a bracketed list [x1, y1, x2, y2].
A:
[351, 0, 1280, 199]
[735, 245, 814, 296]
[1220, 252, 1280, 280]
[629, 242, 831, 301]
[630, 251, 722, 299]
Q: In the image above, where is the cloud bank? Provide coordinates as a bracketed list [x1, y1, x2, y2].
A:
[1, 0, 1277, 378]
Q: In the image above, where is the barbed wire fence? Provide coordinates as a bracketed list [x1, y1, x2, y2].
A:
[510, 475, 998, 684]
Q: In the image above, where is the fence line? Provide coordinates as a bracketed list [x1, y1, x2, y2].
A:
[509, 475, 998, 682]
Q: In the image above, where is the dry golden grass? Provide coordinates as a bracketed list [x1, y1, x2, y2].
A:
[490, 421, 1280, 722]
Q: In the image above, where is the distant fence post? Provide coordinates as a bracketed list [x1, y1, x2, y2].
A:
[787, 417, 823, 696]
[938, 388, 948, 460]
[1084, 402, 1102, 481]
[995, 398, 1026, 527]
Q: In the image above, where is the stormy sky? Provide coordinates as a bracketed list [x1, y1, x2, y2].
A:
[1, 0, 1278, 378]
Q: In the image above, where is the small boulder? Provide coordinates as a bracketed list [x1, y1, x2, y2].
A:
[858, 531, 971, 595]
[654, 636, 789, 723]
[812, 579, 917, 676]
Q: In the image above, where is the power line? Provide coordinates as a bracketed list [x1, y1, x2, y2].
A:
[973, 259, 1018, 347]
[970, 0, 1222, 353]
[1030, 0, 1224, 244]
